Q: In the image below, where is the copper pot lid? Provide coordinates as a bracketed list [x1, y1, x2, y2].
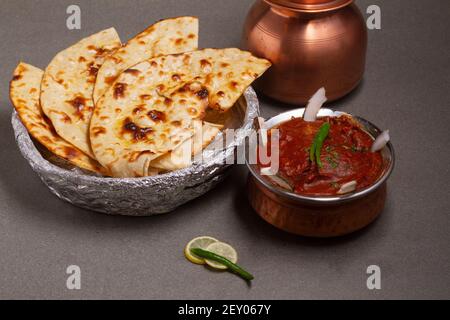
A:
[264, 0, 353, 12]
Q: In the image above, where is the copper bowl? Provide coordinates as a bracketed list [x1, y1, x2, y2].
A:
[242, 0, 367, 104]
[246, 108, 395, 237]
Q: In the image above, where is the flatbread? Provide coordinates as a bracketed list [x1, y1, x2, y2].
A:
[10, 63, 107, 175]
[40, 28, 122, 158]
[93, 16, 199, 103]
[90, 48, 271, 177]
[150, 120, 223, 171]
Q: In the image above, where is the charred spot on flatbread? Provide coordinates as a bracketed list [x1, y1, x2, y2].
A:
[10, 62, 108, 175]
[93, 16, 199, 104]
[40, 27, 122, 158]
[90, 48, 270, 177]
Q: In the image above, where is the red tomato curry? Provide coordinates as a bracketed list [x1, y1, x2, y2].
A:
[261, 115, 384, 196]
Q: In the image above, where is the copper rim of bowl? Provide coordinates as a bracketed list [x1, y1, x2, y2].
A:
[246, 108, 395, 205]
[263, 0, 354, 12]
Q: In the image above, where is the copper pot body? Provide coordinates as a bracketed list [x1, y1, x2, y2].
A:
[242, 0, 368, 105]
[248, 176, 386, 237]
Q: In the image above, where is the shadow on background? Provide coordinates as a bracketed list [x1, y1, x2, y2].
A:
[0, 107, 236, 233]
[0, 110, 48, 210]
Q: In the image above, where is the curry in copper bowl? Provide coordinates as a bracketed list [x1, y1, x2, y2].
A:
[247, 88, 395, 237]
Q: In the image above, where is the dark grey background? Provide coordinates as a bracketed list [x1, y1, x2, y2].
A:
[0, 0, 449, 299]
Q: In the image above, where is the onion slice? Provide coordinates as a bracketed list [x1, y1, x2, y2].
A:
[260, 167, 293, 191]
[254, 117, 266, 130]
[371, 130, 390, 153]
[260, 167, 274, 176]
[303, 87, 327, 122]
[338, 181, 357, 195]
[254, 117, 268, 147]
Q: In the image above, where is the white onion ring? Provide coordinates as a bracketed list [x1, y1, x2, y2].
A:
[255, 117, 266, 130]
[338, 181, 357, 195]
[256, 117, 268, 147]
[303, 87, 327, 122]
[371, 130, 390, 153]
[260, 167, 293, 191]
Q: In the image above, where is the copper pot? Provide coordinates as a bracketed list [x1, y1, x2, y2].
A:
[242, 0, 367, 105]
[246, 108, 395, 237]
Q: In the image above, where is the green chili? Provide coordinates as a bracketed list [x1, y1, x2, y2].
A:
[309, 141, 316, 163]
[191, 248, 254, 281]
[309, 122, 330, 168]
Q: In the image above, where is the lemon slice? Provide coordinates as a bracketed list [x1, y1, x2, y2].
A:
[204, 242, 238, 270]
[184, 236, 219, 264]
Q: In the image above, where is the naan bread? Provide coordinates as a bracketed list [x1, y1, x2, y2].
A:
[150, 120, 223, 171]
[93, 16, 199, 103]
[90, 48, 271, 177]
[40, 28, 122, 158]
[10, 63, 107, 175]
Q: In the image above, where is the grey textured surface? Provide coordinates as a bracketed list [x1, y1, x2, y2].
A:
[0, 0, 449, 299]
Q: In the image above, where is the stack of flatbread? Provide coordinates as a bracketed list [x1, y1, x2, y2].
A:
[10, 17, 271, 178]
